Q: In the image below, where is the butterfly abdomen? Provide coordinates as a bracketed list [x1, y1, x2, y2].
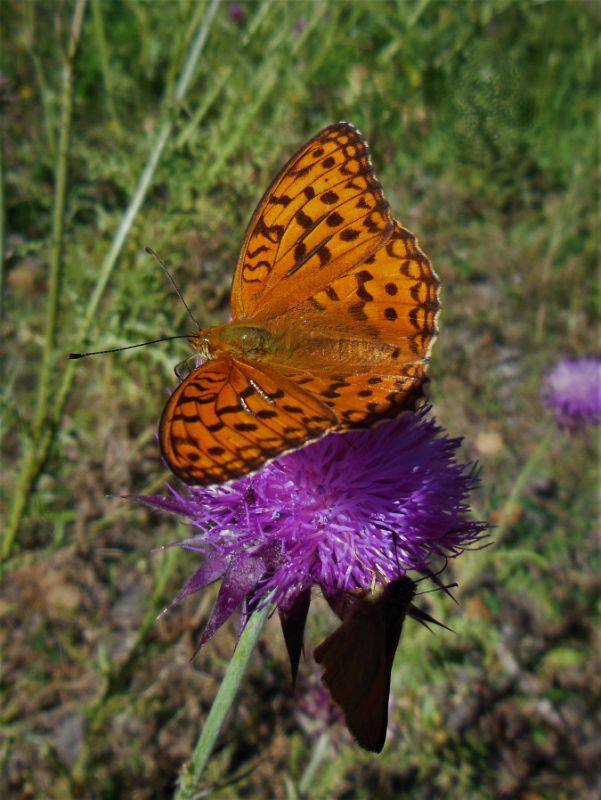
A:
[206, 321, 405, 371]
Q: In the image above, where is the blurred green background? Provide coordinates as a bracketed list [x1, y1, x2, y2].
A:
[1, 0, 599, 797]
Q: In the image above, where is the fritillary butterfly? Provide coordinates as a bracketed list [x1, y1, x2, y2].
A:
[160, 122, 440, 485]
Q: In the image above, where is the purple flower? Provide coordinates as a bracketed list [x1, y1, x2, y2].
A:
[139, 408, 485, 680]
[544, 356, 601, 428]
[294, 18, 308, 34]
[228, 2, 244, 24]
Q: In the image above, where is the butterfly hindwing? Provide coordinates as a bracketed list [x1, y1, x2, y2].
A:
[271, 366, 427, 429]
[159, 358, 336, 485]
[286, 221, 440, 357]
[262, 219, 440, 425]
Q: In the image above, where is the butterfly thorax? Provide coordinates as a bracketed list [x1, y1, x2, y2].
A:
[195, 323, 280, 362]
[384, 576, 417, 613]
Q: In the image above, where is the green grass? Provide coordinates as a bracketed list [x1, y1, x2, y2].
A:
[1, 0, 599, 797]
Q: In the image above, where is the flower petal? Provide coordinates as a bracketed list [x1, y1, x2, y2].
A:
[200, 554, 265, 646]
[278, 588, 312, 687]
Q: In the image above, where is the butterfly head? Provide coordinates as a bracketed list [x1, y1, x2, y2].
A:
[189, 331, 212, 361]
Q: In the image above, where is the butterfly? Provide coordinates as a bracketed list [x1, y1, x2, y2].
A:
[314, 576, 417, 753]
[160, 122, 440, 485]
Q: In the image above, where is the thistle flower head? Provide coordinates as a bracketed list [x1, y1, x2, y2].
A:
[544, 356, 601, 428]
[140, 408, 485, 677]
[228, 2, 244, 23]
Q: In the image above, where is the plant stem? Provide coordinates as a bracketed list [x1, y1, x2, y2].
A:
[27, 2, 57, 155]
[174, 603, 272, 800]
[298, 732, 329, 797]
[1, 0, 88, 562]
[494, 431, 553, 544]
[75, 0, 222, 346]
[0, 121, 5, 319]
[91, 0, 122, 134]
[2, 0, 223, 561]
[33, 0, 87, 441]
[176, 0, 276, 148]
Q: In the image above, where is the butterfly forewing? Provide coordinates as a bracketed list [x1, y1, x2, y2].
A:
[231, 122, 394, 319]
[314, 576, 417, 753]
[314, 599, 390, 752]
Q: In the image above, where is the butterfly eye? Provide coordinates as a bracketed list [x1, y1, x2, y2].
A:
[197, 338, 211, 360]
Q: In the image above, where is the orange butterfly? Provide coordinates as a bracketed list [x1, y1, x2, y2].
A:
[314, 576, 417, 753]
[160, 122, 440, 485]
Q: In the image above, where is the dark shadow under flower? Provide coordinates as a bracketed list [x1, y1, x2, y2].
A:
[138, 408, 486, 678]
[544, 356, 601, 428]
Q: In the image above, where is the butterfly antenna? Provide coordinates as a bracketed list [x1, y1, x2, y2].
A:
[145, 246, 200, 329]
[409, 604, 454, 633]
[416, 581, 458, 597]
[415, 557, 450, 584]
[68, 334, 192, 359]
[392, 529, 402, 574]
[415, 562, 460, 605]
[378, 524, 403, 574]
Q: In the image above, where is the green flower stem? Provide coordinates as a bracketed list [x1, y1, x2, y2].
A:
[298, 732, 330, 797]
[2, 0, 223, 561]
[494, 430, 553, 544]
[174, 602, 272, 800]
[33, 0, 87, 442]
